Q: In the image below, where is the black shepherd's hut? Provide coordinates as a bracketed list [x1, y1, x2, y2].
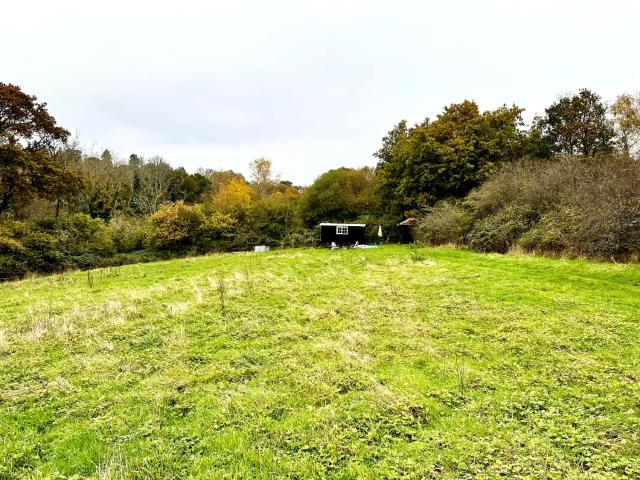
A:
[398, 218, 419, 243]
[319, 223, 366, 246]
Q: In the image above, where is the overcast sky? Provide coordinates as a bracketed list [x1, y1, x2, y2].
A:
[3, 0, 639, 184]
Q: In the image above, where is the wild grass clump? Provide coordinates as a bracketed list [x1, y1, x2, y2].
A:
[418, 155, 640, 259]
[407, 244, 427, 262]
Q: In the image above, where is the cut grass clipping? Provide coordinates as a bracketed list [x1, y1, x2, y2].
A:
[1, 245, 639, 478]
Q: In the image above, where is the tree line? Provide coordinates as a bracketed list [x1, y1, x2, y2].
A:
[375, 89, 639, 217]
[1, 82, 640, 279]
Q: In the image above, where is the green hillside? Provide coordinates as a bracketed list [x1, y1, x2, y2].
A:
[1, 246, 639, 479]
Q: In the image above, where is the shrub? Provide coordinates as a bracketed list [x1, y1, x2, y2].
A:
[21, 232, 64, 273]
[434, 155, 640, 259]
[418, 201, 474, 245]
[0, 235, 29, 280]
[197, 212, 236, 251]
[465, 157, 577, 218]
[281, 229, 318, 248]
[0, 257, 28, 280]
[0, 218, 29, 238]
[408, 243, 427, 262]
[578, 199, 640, 258]
[466, 206, 539, 253]
[0, 214, 118, 278]
[103, 250, 169, 267]
[518, 207, 583, 254]
[109, 215, 148, 253]
[0, 235, 27, 256]
[57, 213, 115, 257]
[68, 253, 104, 270]
[248, 192, 304, 246]
[147, 202, 204, 250]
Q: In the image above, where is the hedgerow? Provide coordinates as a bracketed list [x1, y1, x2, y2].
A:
[419, 155, 640, 259]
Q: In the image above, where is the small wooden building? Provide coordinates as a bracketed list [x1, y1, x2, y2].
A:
[319, 223, 366, 246]
[398, 217, 419, 243]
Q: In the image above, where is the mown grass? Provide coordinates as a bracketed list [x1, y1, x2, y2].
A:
[1, 245, 639, 479]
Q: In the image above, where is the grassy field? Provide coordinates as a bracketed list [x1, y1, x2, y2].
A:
[1, 246, 639, 479]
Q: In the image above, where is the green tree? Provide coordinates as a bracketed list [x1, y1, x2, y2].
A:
[522, 120, 553, 159]
[128, 153, 142, 167]
[100, 149, 113, 166]
[536, 89, 614, 156]
[168, 168, 211, 203]
[300, 167, 378, 226]
[250, 187, 303, 244]
[375, 101, 525, 215]
[374, 120, 409, 165]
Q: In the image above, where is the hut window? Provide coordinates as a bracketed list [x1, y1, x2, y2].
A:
[336, 225, 348, 235]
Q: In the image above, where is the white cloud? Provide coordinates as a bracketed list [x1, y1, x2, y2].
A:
[2, 0, 638, 184]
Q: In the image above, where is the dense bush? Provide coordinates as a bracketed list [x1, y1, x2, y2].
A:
[466, 206, 539, 253]
[0, 256, 28, 280]
[419, 155, 640, 259]
[0, 235, 26, 256]
[418, 201, 473, 245]
[197, 211, 237, 251]
[0, 235, 28, 280]
[0, 213, 118, 279]
[248, 192, 304, 246]
[109, 214, 148, 252]
[103, 250, 170, 267]
[146, 202, 204, 250]
[67, 253, 104, 269]
[55, 213, 115, 257]
[21, 231, 64, 273]
[517, 207, 583, 253]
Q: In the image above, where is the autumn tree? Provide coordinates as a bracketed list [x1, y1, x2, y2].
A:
[611, 93, 640, 157]
[209, 177, 254, 220]
[48, 144, 85, 216]
[146, 201, 204, 250]
[0, 83, 72, 213]
[536, 89, 615, 157]
[249, 157, 278, 198]
[202, 169, 245, 198]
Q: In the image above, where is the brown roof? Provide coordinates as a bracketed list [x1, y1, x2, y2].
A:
[398, 217, 419, 226]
